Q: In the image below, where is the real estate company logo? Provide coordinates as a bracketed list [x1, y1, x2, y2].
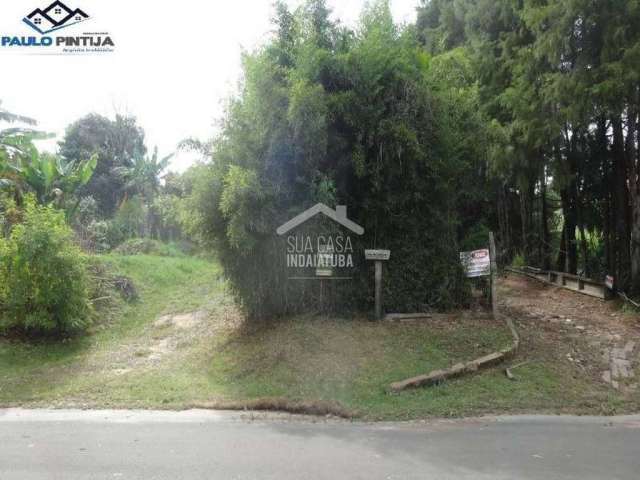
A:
[23, 0, 89, 34]
[1, 1, 114, 54]
[276, 204, 364, 280]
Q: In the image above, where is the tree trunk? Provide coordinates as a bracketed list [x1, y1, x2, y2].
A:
[627, 96, 640, 293]
[630, 193, 640, 292]
[556, 223, 567, 272]
[541, 164, 551, 270]
[574, 138, 589, 276]
[597, 116, 614, 276]
[612, 115, 631, 289]
[497, 182, 510, 257]
[528, 180, 535, 258]
[520, 188, 528, 259]
[560, 187, 578, 274]
[579, 224, 589, 276]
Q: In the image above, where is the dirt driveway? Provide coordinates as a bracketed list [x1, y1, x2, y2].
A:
[499, 273, 640, 395]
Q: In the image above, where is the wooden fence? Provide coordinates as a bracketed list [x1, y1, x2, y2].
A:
[505, 266, 612, 300]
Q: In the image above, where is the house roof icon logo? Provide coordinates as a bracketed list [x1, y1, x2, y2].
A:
[276, 204, 364, 236]
[23, 1, 89, 35]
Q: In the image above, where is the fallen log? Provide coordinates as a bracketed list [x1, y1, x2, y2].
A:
[389, 321, 518, 392]
[384, 313, 433, 322]
[390, 232, 520, 392]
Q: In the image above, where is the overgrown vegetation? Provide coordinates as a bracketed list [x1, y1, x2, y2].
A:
[0, 254, 633, 419]
[5, 0, 639, 326]
[1, 0, 639, 418]
[185, 1, 491, 320]
[0, 199, 91, 335]
[0, 102, 187, 338]
[417, 0, 640, 293]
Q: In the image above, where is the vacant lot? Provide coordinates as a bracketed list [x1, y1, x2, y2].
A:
[0, 256, 637, 419]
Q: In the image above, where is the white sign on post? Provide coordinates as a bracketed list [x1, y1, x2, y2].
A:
[365, 250, 391, 261]
[460, 249, 491, 278]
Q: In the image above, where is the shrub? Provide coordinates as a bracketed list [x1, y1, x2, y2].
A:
[0, 199, 91, 335]
[86, 220, 111, 252]
[511, 253, 526, 268]
[184, 7, 484, 320]
[74, 196, 100, 227]
[0, 192, 23, 237]
[104, 218, 126, 250]
[153, 194, 184, 242]
[113, 196, 147, 239]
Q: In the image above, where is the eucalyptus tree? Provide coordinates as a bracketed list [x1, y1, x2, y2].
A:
[417, 0, 640, 291]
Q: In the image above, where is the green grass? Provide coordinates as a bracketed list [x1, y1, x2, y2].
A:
[196, 315, 630, 419]
[0, 254, 634, 419]
[0, 254, 223, 407]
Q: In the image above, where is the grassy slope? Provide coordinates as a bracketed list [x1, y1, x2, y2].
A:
[0, 255, 632, 419]
[0, 255, 223, 407]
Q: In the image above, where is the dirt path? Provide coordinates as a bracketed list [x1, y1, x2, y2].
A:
[499, 273, 640, 395]
[81, 291, 243, 382]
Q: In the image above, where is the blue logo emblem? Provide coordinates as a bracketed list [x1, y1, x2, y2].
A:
[23, 1, 89, 34]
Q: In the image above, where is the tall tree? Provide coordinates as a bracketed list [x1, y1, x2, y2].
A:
[59, 114, 146, 216]
[417, 0, 640, 291]
[185, 0, 492, 320]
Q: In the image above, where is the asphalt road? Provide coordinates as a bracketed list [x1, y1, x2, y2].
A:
[1, 410, 639, 480]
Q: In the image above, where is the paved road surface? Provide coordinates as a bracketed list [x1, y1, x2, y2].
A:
[1, 410, 639, 479]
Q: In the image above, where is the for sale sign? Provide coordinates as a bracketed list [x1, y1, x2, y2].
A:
[460, 249, 491, 278]
[605, 275, 614, 290]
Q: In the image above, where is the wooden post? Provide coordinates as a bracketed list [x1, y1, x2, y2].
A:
[365, 250, 391, 321]
[375, 260, 383, 321]
[489, 232, 498, 317]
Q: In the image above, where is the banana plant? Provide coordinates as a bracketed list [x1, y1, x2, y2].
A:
[114, 146, 174, 202]
[0, 101, 41, 161]
[1, 102, 96, 205]
[8, 151, 97, 204]
[0, 101, 50, 197]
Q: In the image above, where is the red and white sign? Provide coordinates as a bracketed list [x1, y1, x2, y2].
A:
[605, 275, 614, 290]
[460, 249, 491, 278]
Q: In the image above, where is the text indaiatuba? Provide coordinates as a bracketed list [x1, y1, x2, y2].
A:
[286, 234, 354, 268]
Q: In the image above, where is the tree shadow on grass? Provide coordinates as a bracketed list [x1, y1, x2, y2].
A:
[0, 332, 94, 405]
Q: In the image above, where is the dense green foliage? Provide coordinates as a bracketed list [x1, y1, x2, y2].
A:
[0, 199, 91, 335]
[417, 0, 640, 293]
[59, 114, 146, 216]
[4, 0, 639, 330]
[0, 103, 192, 338]
[56, 114, 185, 251]
[1, 104, 97, 231]
[9, 150, 97, 205]
[186, 0, 491, 319]
[0, 101, 38, 184]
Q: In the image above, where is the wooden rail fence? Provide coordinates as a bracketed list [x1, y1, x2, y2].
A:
[505, 266, 612, 300]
